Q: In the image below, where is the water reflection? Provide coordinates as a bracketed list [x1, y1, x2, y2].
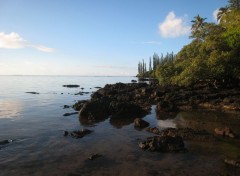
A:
[109, 116, 135, 129]
[79, 115, 109, 126]
[157, 119, 176, 129]
[0, 100, 22, 119]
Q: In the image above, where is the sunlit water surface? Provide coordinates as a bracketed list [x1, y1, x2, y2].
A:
[0, 76, 240, 176]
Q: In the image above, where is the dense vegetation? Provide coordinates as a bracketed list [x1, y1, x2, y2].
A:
[137, 0, 240, 86]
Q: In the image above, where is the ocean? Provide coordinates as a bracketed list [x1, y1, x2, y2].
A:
[0, 76, 239, 176]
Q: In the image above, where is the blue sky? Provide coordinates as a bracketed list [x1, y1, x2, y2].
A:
[0, 0, 228, 76]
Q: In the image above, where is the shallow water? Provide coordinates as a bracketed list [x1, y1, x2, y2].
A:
[0, 76, 240, 176]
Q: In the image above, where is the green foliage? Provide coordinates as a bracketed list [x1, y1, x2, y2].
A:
[137, 1, 240, 86]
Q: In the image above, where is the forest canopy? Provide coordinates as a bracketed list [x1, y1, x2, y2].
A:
[137, 0, 240, 86]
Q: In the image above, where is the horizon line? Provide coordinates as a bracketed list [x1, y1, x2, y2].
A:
[0, 74, 136, 77]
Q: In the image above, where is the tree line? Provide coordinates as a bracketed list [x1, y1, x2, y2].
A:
[138, 0, 240, 86]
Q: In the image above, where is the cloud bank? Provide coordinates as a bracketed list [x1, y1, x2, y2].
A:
[0, 32, 55, 53]
[159, 11, 190, 38]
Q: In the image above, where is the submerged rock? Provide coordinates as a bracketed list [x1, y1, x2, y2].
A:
[139, 135, 185, 152]
[147, 127, 215, 141]
[70, 129, 92, 138]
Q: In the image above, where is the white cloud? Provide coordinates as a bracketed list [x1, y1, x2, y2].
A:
[0, 32, 26, 49]
[159, 11, 191, 38]
[0, 32, 55, 53]
[33, 45, 55, 53]
[213, 9, 219, 23]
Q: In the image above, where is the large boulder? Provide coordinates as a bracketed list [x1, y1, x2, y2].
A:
[79, 97, 111, 119]
[109, 101, 147, 118]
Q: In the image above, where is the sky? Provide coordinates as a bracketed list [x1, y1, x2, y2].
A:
[0, 0, 229, 76]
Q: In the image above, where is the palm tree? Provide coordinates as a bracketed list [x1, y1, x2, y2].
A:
[228, 0, 240, 10]
[191, 15, 207, 39]
[217, 6, 230, 23]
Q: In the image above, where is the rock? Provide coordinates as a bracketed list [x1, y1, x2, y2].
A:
[94, 87, 101, 89]
[72, 100, 88, 111]
[156, 101, 179, 113]
[63, 85, 80, 88]
[0, 139, 12, 145]
[0, 140, 9, 145]
[70, 129, 92, 138]
[63, 112, 78, 116]
[146, 127, 160, 134]
[147, 127, 215, 141]
[131, 80, 137, 83]
[63, 131, 68, 136]
[109, 101, 147, 118]
[63, 105, 70, 109]
[134, 118, 149, 129]
[214, 127, 235, 138]
[25, 92, 39, 94]
[79, 98, 111, 119]
[88, 154, 102, 160]
[224, 158, 240, 167]
[139, 135, 185, 152]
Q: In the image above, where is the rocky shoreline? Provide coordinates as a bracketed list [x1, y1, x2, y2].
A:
[73, 81, 240, 124]
[69, 81, 240, 169]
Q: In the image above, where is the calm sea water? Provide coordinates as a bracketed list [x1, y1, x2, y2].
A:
[0, 76, 240, 176]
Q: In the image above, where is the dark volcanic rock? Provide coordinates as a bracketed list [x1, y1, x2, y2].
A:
[63, 84, 80, 88]
[63, 131, 69, 136]
[0, 139, 13, 145]
[72, 81, 240, 127]
[79, 97, 111, 119]
[134, 118, 149, 129]
[70, 129, 92, 138]
[63, 112, 78, 116]
[156, 101, 179, 113]
[139, 135, 185, 152]
[63, 105, 70, 109]
[72, 100, 88, 111]
[147, 127, 215, 142]
[146, 127, 160, 135]
[25, 92, 39, 94]
[109, 101, 147, 118]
